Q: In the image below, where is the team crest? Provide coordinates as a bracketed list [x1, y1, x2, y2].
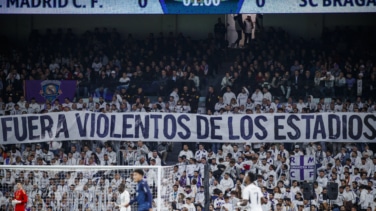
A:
[39, 80, 62, 102]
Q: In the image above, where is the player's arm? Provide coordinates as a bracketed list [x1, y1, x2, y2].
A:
[239, 199, 249, 206]
[119, 192, 130, 207]
[21, 190, 28, 203]
[142, 181, 153, 210]
[257, 187, 265, 205]
[127, 195, 137, 207]
[239, 189, 249, 206]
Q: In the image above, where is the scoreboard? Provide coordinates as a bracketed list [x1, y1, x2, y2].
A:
[0, 0, 375, 14]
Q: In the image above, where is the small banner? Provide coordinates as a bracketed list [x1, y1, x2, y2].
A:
[25, 80, 77, 103]
[290, 156, 316, 181]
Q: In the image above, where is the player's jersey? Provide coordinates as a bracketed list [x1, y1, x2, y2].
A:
[130, 180, 152, 209]
[14, 189, 28, 211]
[242, 183, 263, 211]
[119, 190, 131, 211]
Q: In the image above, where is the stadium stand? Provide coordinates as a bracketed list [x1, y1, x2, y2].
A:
[1, 25, 376, 211]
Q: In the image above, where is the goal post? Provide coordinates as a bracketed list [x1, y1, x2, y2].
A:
[2, 165, 175, 211]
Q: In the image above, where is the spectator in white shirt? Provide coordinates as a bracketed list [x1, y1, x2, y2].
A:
[265, 175, 277, 191]
[42, 148, 54, 164]
[209, 179, 224, 195]
[48, 141, 62, 155]
[62, 97, 73, 109]
[10, 104, 22, 115]
[179, 144, 194, 160]
[362, 144, 373, 158]
[214, 97, 226, 112]
[69, 145, 81, 160]
[293, 145, 304, 156]
[359, 186, 373, 210]
[296, 98, 307, 113]
[251, 87, 264, 105]
[232, 145, 242, 160]
[220, 173, 234, 194]
[343, 185, 356, 206]
[195, 144, 208, 161]
[221, 72, 233, 91]
[222, 143, 233, 157]
[95, 147, 104, 161]
[223, 86, 236, 106]
[261, 197, 272, 211]
[136, 141, 149, 159]
[106, 145, 117, 164]
[29, 98, 41, 113]
[221, 195, 233, 211]
[16, 96, 26, 110]
[92, 57, 102, 72]
[322, 151, 335, 167]
[10, 145, 21, 160]
[358, 173, 368, 186]
[279, 145, 289, 159]
[213, 192, 225, 210]
[257, 158, 270, 176]
[110, 173, 123, 190]
[134, 156, 148, 166]
[264, 165, 277, 181]
[237, 86, 249, 106]
[195, 186, 205, 208]
[182, 197, 196, 211]
[4, 96, 15, 112]
[358, 157, 371, 173]
[170, 88, 180, 105]
[82, 145, 92, 160]
[66, 152, 78, 165]
[262, 87, 272, 102]
[290, 181, 301, 195]
[148, 150, 162, 166]
[101, 154, 113, 166]
[315, 144, 326, 165]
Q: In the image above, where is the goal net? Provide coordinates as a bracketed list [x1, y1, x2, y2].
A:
[1, 165, 175, 211]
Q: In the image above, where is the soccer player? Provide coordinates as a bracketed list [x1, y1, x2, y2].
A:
[12, 183, 28, 211]
[239, 172, 263, 211]
[126, 169, 153, 211]
[116, 184, 131, 211]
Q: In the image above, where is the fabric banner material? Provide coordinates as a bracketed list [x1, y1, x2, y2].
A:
[289, 156, 316, 181]
[25, 80, 77, 103]
[1, 112, 376, 145]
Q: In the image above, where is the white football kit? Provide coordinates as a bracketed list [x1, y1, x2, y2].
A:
[242, 183, 263, 211]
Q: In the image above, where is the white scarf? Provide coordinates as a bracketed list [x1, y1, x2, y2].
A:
[357, 79, 362, 96]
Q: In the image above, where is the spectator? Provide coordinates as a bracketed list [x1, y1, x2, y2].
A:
[237, 86, 249, 106]
[221, 72, 233, 92]
[232, 14, 243, 48]
[321, 72, 335, 97]
[243, 15, 254, 46]
[222, 86, 236, 106]
[179, 144, 194, 161]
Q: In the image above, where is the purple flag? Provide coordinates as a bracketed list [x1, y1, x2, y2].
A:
[25, 80, 77, 103]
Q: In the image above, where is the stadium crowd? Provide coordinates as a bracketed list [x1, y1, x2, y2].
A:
[1, 140, 376, 211]
[0, 22, 376, 211]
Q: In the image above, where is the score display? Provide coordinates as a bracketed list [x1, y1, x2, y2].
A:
[0, 0, 375, 14]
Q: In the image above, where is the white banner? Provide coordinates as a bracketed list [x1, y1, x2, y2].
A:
[0, 112, 375, 145]
[290, 155, 316, 181]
